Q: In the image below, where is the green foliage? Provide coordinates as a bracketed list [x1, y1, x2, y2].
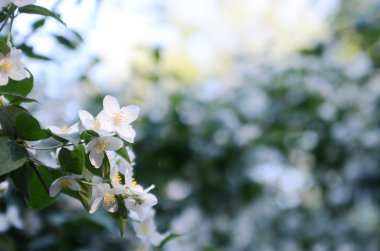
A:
[58, 147, 84, 175]
[0, 137, 28, 176]
[0, 74, 33, 98]
[15, 112, 50, 141]
[0, 105, 27, 138]
[18, 5, 65, 26]
[27, 165, 57, 210]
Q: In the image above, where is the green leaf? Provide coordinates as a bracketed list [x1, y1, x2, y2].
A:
[15, 112, 51, 141]
[18, 5, 65, 26]
[10, 162, 33, 198]
[0, 92, 38, 104]
[54, 35, 77, 50]
[0, 40, 10, 54]
[115, 147, 131, 163]
[62, 181, 92, 211]
[17, 44, 51, 61]
[0, 137, 28, 176]
[157, 233, 181, 249]
[101, 154, 111, 178]
[108, 196, 129, 237]
[58, 146, 84, 175]
[0, 73, 33, 99]
[31, 18, 46, 30]
[0, 105, 27, 138]
[80, 130, 98, 143]
[27, 165, 57, 210]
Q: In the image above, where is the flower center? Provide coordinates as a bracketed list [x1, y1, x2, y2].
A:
[60, 179, 71, 189]
[60, 126, 69, 134]
[96, 140, 109, 153]
[131, 178, 138, 188]
[93, 118, 101, 130]
[113, 173, 122, 184]
[141, 224, 151, 236]
[103, 194, 116, 207]
[0, 59, 13, 74]
[112, 112, 124, 126]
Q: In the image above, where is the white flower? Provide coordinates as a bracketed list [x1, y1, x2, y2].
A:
[102, 95, 139, 143]
[49, 176, 81, 197]
[110, 164, 125, 189]
[86, 136, 123, 168]
[0, 180, 9, 197]
[125, 185, 158, 221]
[133, 209, 168, 246]
[89, 183, 124, 213]
[0, 47, 29, 86]
[0, 205, 23, 233]
[47, 123, 79, 135]
[79, 110, 113, 135]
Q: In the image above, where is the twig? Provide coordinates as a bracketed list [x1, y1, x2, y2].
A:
[30, 161, 50, 195]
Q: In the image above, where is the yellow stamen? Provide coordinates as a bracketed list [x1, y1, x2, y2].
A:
[141, 224, 150, 235]
[113, 173, 122, 184]
[103, 194, 116, 207]
[60, 179, 71, 189]
[96, 140, 109, 153]
[0, 59, 13, 73]
[93, 118, 100, 130]
[112, 112, 124, 126]
[131, 178, 138, 188]
[60, 126, 69, 134]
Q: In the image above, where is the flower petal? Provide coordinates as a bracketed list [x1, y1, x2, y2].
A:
[89, 197, 103, 214]
[68, 180, 81, 192]
[104, 136, 123, 151]
[49, 178, 63, 197]
[103, 95, 120, 116]
[120, 105, 140, 124]
[116, 125, 136, 143]
[79, 110, 94, 129]
[89, 149, 104, 168]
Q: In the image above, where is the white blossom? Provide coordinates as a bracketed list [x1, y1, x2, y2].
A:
[48, 123, 79, 135]
[133, 209, 168, 247]
[102, 95, 139, 143]
[0, 47, 29, 86]
[89, 183, 124, 213]
[78, 110, 113, 135]
[86, 136, 123, 167]
[49, 176, 81, 197]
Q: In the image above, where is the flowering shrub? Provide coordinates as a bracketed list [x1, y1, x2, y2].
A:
[0, 2, 173, 250]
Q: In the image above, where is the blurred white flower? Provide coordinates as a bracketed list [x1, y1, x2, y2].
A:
[125, 184, 157, 221]
[133, 209, 168, 247]
[0, 180, 9, 197]
[0, 205, 24, 233]
[48, 123, 79, 135]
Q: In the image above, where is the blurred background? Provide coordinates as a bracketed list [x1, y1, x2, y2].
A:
[1, 0, 380, 250]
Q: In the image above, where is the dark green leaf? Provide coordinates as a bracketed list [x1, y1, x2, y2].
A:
[0, 92, 38, 104]
[10, 162, 33, 198]
[0, 40, 10, 54]
[0, 137, 28, 176]
[18, 5, 65, 26]
[31, 18, 45, 30]
[115, 147, 131, 163]
[27, 165, 57, 210]
[54, 35, 77, 50]
[108, 196, 129, 237]
[0, 105, 27, 138]
[0, 73, 33, 99]
[63, 181, 92, 211]
[58, 146, 84, 175]
[15, 112, 51, 141]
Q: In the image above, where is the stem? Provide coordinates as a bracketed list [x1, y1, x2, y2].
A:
[7, 12, 14, 44]
[30, 162, 50, 195]
[0, 5, 12, 33]
[81, 180, 98, 186]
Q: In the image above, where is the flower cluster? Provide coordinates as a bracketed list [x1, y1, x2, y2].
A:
[45, 95, 167, 250]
